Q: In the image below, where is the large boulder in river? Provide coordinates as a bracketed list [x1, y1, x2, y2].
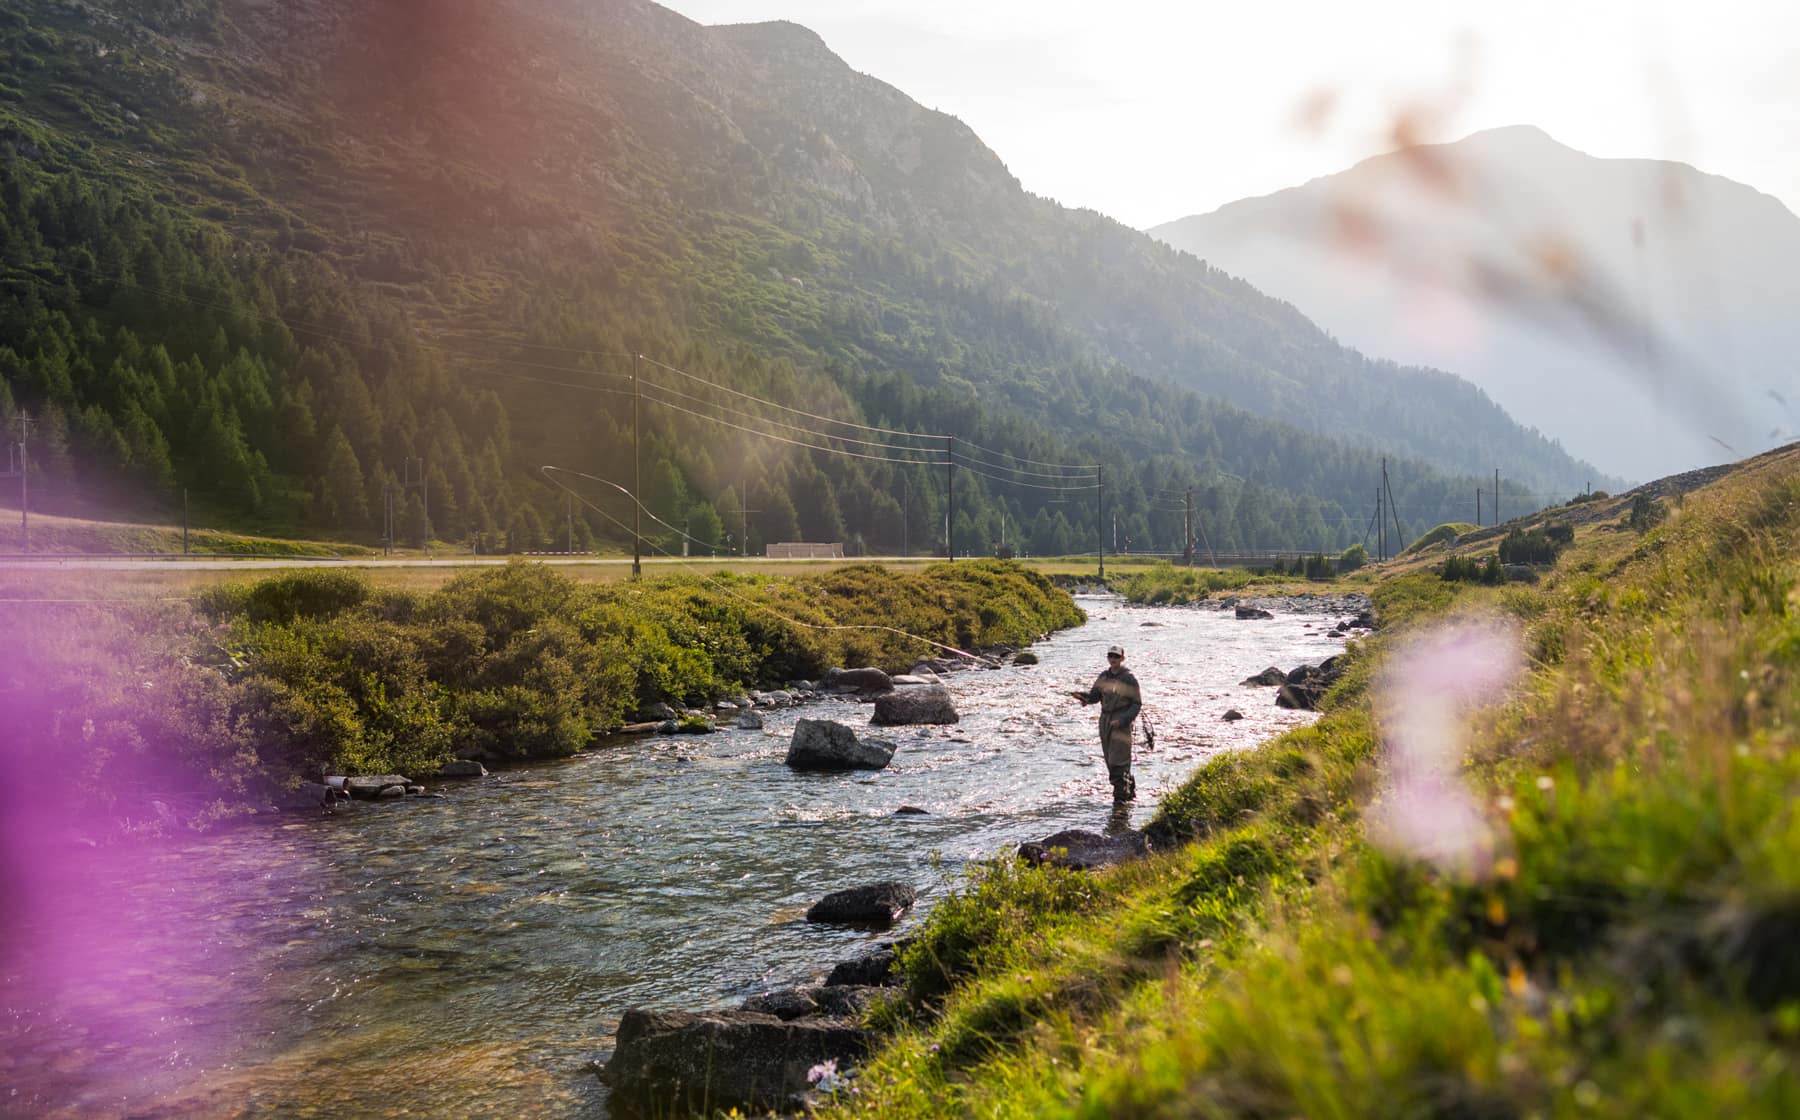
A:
[870, 684, 959, 726]
[806, 882, 918, 927]
[1275, 657, 1345, 711]
[1235, 605, 1275, 620]
[785, 719, 896, 771]
[820, 667, 893, 696]
[602, 1008, 872, 1118]
[1241, 666, 1288, 686]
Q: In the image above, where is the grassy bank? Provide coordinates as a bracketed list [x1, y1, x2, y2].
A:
[0, 507, 375, 556]
[0, 560, 1080, 833]
[825, 446, 1800, 1117]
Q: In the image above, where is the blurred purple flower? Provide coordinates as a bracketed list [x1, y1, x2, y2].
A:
[1371, 618, 1522, 875]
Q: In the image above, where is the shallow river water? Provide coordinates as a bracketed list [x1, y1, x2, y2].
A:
[1, 595, 1355, 1118]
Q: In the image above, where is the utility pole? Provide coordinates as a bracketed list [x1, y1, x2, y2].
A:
[1183, 487, 1194, 567]
[945, 436, 955, 561]
[1476, 487, 1482, 526]
[1383, 457, 1404, 553]
[183, 488, 189, 555]
[901, 475, 910, 558]
[3, 411, 31, 553]
[1097, 464, 1106, 579]
[567, 490, 576, 554]
[1376, 483, 1385, 562]
[632, 353, 642, 577]
[401, 456, 427, 553]
[1494, 468, 1501, 526]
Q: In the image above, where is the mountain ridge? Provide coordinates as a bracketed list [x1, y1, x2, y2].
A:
[1151, 125, 1800, 479]
[0, 0, 1605, 555]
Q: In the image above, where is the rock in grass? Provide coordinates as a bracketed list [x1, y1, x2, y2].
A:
[825, 949, 899, 988]
[785, 719, 896, 771]
[1018, 829, 1149, 871]
[601, 1008, 871, 1117]
[806, 882, 917, 927]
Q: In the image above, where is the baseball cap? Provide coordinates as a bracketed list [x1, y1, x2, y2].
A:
[1107, 644, 1125, 657]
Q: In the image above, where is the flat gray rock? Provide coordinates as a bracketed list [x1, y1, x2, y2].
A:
[806, 882, 917, 927]
[1018, 828, 1150, 871]
[786, 719, 896, 771]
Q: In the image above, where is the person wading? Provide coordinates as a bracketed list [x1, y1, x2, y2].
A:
[1070, 644, 1140, 803]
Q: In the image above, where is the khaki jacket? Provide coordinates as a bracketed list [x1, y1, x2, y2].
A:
[1084, 666, 1140, 767]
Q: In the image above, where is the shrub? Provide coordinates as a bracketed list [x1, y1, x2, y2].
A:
[1338, 543, 1368, 572]
[197, 569, 371, 624]
[1498, 526, 1570, 565]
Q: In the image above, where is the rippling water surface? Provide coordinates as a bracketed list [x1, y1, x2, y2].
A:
[2, 595, 1355, 1118]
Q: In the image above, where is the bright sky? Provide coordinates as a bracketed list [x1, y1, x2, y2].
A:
[661, 0, 1800, 229]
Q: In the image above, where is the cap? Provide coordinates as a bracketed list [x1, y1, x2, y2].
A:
[1107, 644, 1125, 658]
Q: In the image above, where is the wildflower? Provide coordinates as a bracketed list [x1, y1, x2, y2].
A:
[808, 1058, 842, 1094]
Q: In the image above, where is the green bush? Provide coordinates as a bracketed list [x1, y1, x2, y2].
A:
[197, 569, 371, 625]
[1498, 526, 1570, 565]
[1438, 554, 1503, 584]
[1338, 543, 1368, 572]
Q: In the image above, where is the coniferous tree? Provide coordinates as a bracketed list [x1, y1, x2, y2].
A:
[320, 426, 369, 529]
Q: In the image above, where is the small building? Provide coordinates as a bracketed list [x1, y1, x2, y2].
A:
[765, 542, 844, 559]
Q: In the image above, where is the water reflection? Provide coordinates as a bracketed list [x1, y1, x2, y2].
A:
[1, 594, 1355, 1118]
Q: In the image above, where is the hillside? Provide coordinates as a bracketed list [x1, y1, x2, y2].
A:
[0, 2, 1602, 556]
[1151, 125, 1800, 481]
[822, 440, 1800, 1118]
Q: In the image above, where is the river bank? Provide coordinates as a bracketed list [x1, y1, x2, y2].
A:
[0, 559, 1081, 836]
[819, 446, 1800, 1119]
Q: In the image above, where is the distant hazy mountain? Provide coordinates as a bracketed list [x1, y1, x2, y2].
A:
[1151, 125, 1800, 481]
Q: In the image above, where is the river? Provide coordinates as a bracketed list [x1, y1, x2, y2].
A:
[0, 594, 1357, 1118]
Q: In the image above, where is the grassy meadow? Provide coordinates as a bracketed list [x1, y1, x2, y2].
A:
[822, 445, 1800, 1118]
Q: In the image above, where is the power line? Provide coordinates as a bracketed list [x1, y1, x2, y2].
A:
[638, 380, 945, 457]
[639, 354, 934, 441]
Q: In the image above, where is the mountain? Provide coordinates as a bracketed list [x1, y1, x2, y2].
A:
[0, 2, 1603, 555]
[1150, 125, 1800, 481]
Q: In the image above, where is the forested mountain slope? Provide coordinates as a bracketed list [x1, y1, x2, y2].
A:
[0, 0, 1603, 553]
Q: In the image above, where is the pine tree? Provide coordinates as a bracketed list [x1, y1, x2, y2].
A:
[321, 426, 369, 529]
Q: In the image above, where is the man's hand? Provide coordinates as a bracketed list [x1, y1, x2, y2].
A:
[1068, 690, 1090, 703]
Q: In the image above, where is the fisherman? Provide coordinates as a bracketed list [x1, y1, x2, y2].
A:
[1070, 643, 1140, 803]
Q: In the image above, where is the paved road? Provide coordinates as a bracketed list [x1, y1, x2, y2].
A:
[0, 554, 925, 571]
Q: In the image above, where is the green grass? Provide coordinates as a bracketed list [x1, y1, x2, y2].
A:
[0, 507, 373, 557]
[824, 445, 1800, 1118]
